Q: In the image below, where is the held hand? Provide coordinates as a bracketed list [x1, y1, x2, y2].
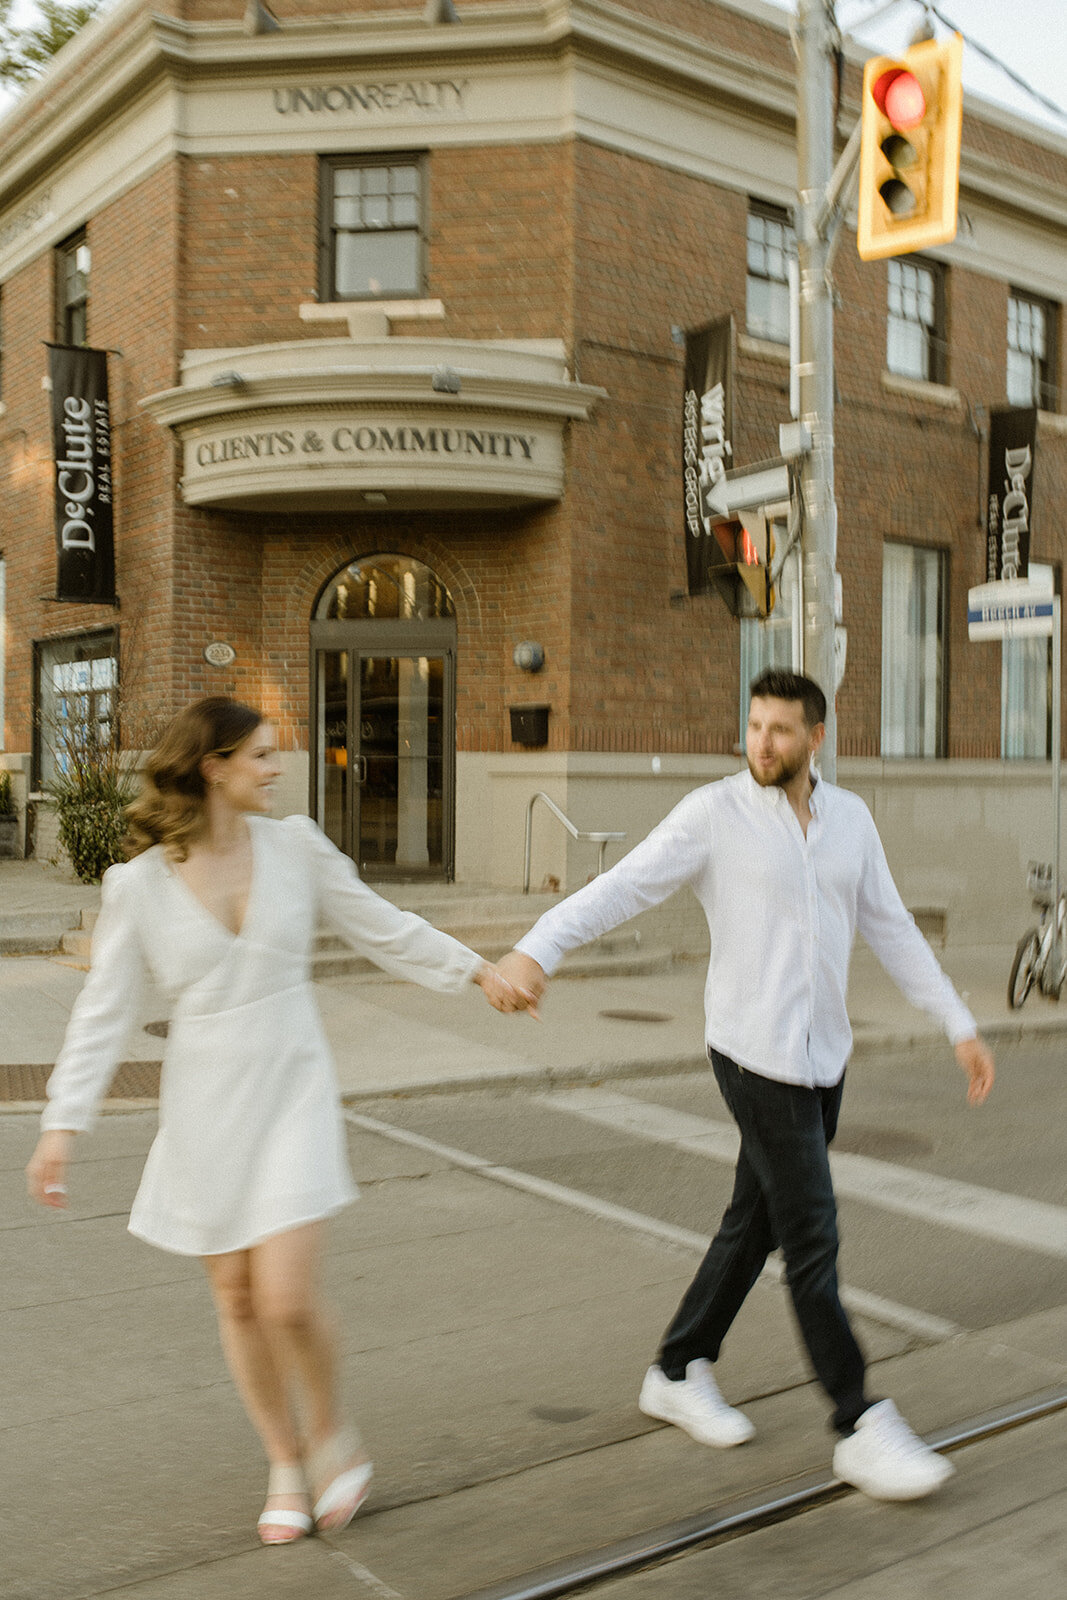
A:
[473, 962, 539, 1017]
[26, 1129, 76, 1209]
[495, 950, 548, 1019]
[955, 1036, 995, 1106]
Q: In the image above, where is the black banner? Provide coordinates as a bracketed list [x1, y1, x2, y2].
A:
[48, 344, 115, 603]
[683, 317, 734, 596]
[986, 406, 1037, 583]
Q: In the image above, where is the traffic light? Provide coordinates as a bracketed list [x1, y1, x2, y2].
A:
[856, 33, 963, 262]
[706, 508, 776, 618]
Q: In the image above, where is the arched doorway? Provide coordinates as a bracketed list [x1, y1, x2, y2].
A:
[310, 554, 457, 879]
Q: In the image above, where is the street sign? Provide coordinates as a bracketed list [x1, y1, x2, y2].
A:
[967, 580, 1055, 642]
[705, 458, 791, 519]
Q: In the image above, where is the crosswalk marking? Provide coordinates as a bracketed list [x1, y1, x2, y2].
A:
[534, 1087, 1067, 1261]
[346, 1111, 962, 1341]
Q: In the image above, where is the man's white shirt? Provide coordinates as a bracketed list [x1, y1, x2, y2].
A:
[515, 769, 976, 1088]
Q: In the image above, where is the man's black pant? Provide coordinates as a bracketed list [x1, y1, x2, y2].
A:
[658, 1049, 870, 1434]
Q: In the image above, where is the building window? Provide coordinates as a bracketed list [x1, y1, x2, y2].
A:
[739, 534, 800, 736]
[35, 630, 118, 787]
[886, 258, 945, 383]
[1007, 291, 1057, 410]
[319, 156, 425, 301]
[1002, 561, 1055, 759]
[881, 543, 946, 758]
[56, 231, 90, 345]
[746, 203, 795, 344]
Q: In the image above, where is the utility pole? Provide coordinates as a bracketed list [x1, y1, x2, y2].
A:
[795, 0, 840, 781]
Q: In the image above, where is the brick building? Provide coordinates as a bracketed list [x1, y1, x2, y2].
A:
[1, 0, 1066, 940]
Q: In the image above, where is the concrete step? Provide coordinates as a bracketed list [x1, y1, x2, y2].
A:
[311, 943, 674, 983]
[0, 911, 87, 954]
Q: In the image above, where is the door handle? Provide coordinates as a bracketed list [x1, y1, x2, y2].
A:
[355, 754, 368, 783]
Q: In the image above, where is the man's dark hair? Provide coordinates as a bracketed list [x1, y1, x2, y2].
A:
[748, 670, 826, 728]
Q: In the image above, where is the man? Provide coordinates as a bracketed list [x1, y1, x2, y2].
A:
[498, 670, 994, 1502]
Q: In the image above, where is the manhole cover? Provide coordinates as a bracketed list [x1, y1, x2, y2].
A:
[144, 1020, 170, 1038]
[530, 1406, 594, 1424]
[598, 1010, 673, 1023]
[834, 1125, 934, 1160]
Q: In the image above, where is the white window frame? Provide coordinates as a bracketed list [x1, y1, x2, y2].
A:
[745, 203, 796, 345]
[881, 542, 946, 758]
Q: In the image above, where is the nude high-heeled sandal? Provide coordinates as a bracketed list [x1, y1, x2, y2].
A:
[257, 1463, 313, 1545]
[307, 1427, 373, 1532]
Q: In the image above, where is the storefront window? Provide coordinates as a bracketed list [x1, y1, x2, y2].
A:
[1002, 562, 1055, 759]
[35, 631, 117, 786]
[739, 538, 800, 737]
[881, 543, 946, 757]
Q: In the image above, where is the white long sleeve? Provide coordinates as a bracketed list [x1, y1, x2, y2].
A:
[43, 863, 147, 1133]
[855, 817, 977, 1045]
[287, 815, 483, 992]
[516, 771, 976, 1087]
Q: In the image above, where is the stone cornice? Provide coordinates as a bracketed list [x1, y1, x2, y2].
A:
[141, 336, 605, 430]
[1, 0, 1064, 233]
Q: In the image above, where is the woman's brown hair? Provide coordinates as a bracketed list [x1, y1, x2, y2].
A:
[124, 697, 264, 860]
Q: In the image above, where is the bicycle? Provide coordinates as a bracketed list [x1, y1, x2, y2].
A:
[1008, 861, 1067, 1009]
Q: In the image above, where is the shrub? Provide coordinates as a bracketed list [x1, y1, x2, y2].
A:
[49, 765, 134, 884]
[0, 770, 14, 815]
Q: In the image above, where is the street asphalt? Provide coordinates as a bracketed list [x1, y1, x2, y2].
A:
[1, 858, 1064, 1599]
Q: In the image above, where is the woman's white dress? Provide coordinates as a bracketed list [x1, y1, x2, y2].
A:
[42, 814, 482, 1256]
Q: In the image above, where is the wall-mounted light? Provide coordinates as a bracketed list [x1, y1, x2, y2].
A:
[513, 641, 545, 673]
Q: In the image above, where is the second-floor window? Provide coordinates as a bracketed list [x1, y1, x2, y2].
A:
[1007, 291, 1056, 410]
[746, 203, 795, 344]
[320, 156, 424, 301]
[886, 258, 945, 384]
[56, 231, 90, 345]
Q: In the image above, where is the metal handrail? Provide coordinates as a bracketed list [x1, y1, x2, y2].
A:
[523, 792, 625, 894]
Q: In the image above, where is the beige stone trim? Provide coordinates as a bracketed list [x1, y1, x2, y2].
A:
[880, 371, 962, 409]
[738, 333, 790, 363]
[299, 300, 446, 338]
[1037, 409, 1067, 437]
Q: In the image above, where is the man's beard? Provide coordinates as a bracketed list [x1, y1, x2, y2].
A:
[747, 748, 810, 789]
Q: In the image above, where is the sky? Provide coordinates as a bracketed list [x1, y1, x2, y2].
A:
[2, 0, 1066, 136]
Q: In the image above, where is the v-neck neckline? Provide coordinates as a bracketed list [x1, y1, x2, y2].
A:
[163, 818, 260, 941]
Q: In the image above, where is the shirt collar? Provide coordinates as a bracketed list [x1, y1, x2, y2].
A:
[743, 765, 823, 812]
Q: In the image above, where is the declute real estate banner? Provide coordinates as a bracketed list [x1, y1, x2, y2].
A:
[48, 344, 115, 604]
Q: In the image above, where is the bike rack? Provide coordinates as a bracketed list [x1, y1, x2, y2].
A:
[523, 792, 625, 894]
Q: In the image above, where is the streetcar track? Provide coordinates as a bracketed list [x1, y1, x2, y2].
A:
[455, 1388, 1067, 1600]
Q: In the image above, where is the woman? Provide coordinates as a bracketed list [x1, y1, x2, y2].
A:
[26, 697, 528, 1545]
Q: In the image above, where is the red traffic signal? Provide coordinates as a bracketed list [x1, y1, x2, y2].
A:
[857, 34, 964, 261]
[705, 510, 776, 618]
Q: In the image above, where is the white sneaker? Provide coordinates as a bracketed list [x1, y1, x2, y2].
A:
[638, 1359, 755, 1447]
[832, 1400, 955, 1501]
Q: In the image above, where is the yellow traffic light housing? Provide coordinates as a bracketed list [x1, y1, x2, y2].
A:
[707, 509, 776, 618]
[857, 33, 963, 262]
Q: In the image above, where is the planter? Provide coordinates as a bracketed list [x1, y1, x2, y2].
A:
[0, 812, 22, 859]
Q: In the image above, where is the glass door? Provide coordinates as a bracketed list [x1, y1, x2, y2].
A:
[312, 623, 454, 878]
[357, 652, 446, 875]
